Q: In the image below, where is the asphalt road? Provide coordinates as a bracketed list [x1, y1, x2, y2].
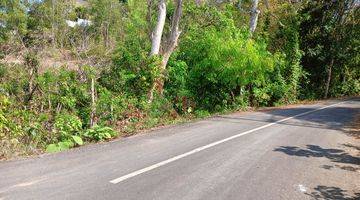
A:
[1, 99, 359, 200]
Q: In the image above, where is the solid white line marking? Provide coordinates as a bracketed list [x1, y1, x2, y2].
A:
[110, 101, 345, 184]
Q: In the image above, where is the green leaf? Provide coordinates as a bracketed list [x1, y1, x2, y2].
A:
[46, 144, 60, 153]
[72, 135, 84, 146]
[104, 132, 111, 139]
[58, 141, 71, 150]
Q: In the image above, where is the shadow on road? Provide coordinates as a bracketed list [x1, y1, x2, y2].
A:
[273, 145, 360, 166]
[320, 164, 360, 172]
[343, 143, 360, 152]
[342, 113, 360, 140]
[214, 99, 360, 133]
[306, 185, 360, 200]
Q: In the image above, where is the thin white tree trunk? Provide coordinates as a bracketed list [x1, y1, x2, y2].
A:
[52, 0, 56, 48]
[161, 0, 182, 70]
[90, 77, 96, 127]
[150, 0, 166, 56]
[156, 0, 182, 94]
[148, 0, 183, 103]
[324, 58, 333, 99]
[249, 0, 260, 33]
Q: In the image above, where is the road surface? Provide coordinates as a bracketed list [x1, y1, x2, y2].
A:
[0, 99, 359, 200]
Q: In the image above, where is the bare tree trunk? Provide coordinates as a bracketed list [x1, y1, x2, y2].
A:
[324, 58, 333, 99]
[148, 0, 167, 102]
[162, 0, 182, 69]
[103, 22, 110, 48]
[249, 0, 260, 33]
[150, 0, 166, 56]
[157, 0, 183, 94]
[90, 77, 96, 127]
[51, 0, 56, 48]
[195, 0, 204, 6]
[148, 0, 183, 103]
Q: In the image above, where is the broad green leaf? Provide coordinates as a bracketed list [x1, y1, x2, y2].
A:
[104, 132, 111, 139]
[46, 144, 60, 153]
[58, 141, 71, 150]
[72, 135, 84, 145]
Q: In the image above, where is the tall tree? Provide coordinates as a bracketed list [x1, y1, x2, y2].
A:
[300, 0, 358, 98]
[148, 0, 183, 102]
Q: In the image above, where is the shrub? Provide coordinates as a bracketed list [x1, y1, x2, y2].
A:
[84, 125, 117, 141]
[46, 113, 84, 153]
[179, 23, 275, 110]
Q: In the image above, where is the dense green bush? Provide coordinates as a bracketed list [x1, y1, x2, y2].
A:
[172, 9, 291, 110]
[100, 40, 160, 98]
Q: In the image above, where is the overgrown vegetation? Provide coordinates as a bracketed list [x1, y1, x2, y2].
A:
[0, 0, 359, 159]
